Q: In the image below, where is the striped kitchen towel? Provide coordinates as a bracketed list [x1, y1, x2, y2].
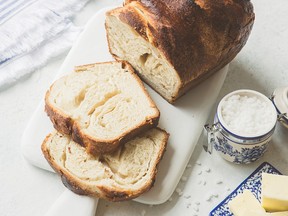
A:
[0, 0, 90, 90]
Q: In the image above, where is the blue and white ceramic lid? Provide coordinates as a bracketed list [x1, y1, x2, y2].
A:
[272, 87, 288, 128]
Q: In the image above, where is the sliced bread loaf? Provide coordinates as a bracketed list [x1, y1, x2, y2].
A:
[41, 128, 169, 201]
[105, 0, 254, 103]
[45, 61, 160, 154]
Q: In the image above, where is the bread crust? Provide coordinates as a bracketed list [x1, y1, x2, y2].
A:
[106, 0, 255, 103]
[41, 128, 169, 201]
[45, 61, 160, 154]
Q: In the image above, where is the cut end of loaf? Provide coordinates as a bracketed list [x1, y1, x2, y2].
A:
[105, 1, 255, 103]
[45, 61, 160, 154]
[105, 11, 181, 103]
[41, 128, 169, 201]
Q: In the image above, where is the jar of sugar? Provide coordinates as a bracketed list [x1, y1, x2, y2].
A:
[204, 88, 288, 164]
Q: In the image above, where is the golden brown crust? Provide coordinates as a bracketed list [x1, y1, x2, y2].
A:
[41, 128, 169, 201]
[106, 0, 255, 102]
[45, 90, 73, 135]
[45, 61, 160, 154]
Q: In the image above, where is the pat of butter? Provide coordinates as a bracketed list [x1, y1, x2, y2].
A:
[268, 212, 288, 216]
[228, 190, 266, 216]
[240, 210, 266, 216]
[239, 211, 288, 216]
[262, 173, 288, 212]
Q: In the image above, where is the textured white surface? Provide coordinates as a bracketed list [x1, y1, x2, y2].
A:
[45, 189, 98, 216]
[1, 0, 288, 216]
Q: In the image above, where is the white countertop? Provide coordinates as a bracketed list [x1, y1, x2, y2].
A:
[1, 0, 288, 215]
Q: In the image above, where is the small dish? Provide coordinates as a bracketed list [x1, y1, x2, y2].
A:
[210, 162, 282, 216]
[205, 89, 278, 164]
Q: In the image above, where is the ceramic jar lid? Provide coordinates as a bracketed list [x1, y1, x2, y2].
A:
[272, 87, 288, 128]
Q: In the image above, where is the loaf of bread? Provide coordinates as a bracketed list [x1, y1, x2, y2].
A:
[45, 61, 160, 154]
[41, 128, 169, 201]
[105, 0, 255, 103]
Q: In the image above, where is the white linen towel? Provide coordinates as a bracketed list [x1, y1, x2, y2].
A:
[0, 0, 90, 90]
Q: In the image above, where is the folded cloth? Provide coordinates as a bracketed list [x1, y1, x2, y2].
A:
[0, 0, 37, 25]
[0, 0, 90, 90]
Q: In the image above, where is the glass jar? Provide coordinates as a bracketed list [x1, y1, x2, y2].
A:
[204, 88, 287, 164]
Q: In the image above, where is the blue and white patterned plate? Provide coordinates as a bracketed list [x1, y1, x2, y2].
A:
[210, 162, 282, 216]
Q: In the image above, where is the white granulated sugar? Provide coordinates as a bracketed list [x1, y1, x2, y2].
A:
[193, 206, 199, 212]
[221, 94, 275, 136]
[205, 168, 211, 173]
[176, 188, 182, 193]
[176, 188, 183, 196]
[206, 194, 214, 202]
[216, 180, 223, 184]
[205, 194, 219, 202]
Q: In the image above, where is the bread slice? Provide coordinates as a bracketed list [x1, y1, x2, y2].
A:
[105, 0, 254, 103]
[41, 128, 169, 201]
[45, 61, 160, 154]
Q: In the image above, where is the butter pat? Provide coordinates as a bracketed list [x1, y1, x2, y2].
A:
[236, 211, 288, 216]
[268, 212, 288, 216]
[262, 173, 288, 212]
[234, 210, 288, 216]
[228, 190, 266, 216]
[240, 210, 267, 216]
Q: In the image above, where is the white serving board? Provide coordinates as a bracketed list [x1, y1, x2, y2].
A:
[21, 6, 228, 205]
